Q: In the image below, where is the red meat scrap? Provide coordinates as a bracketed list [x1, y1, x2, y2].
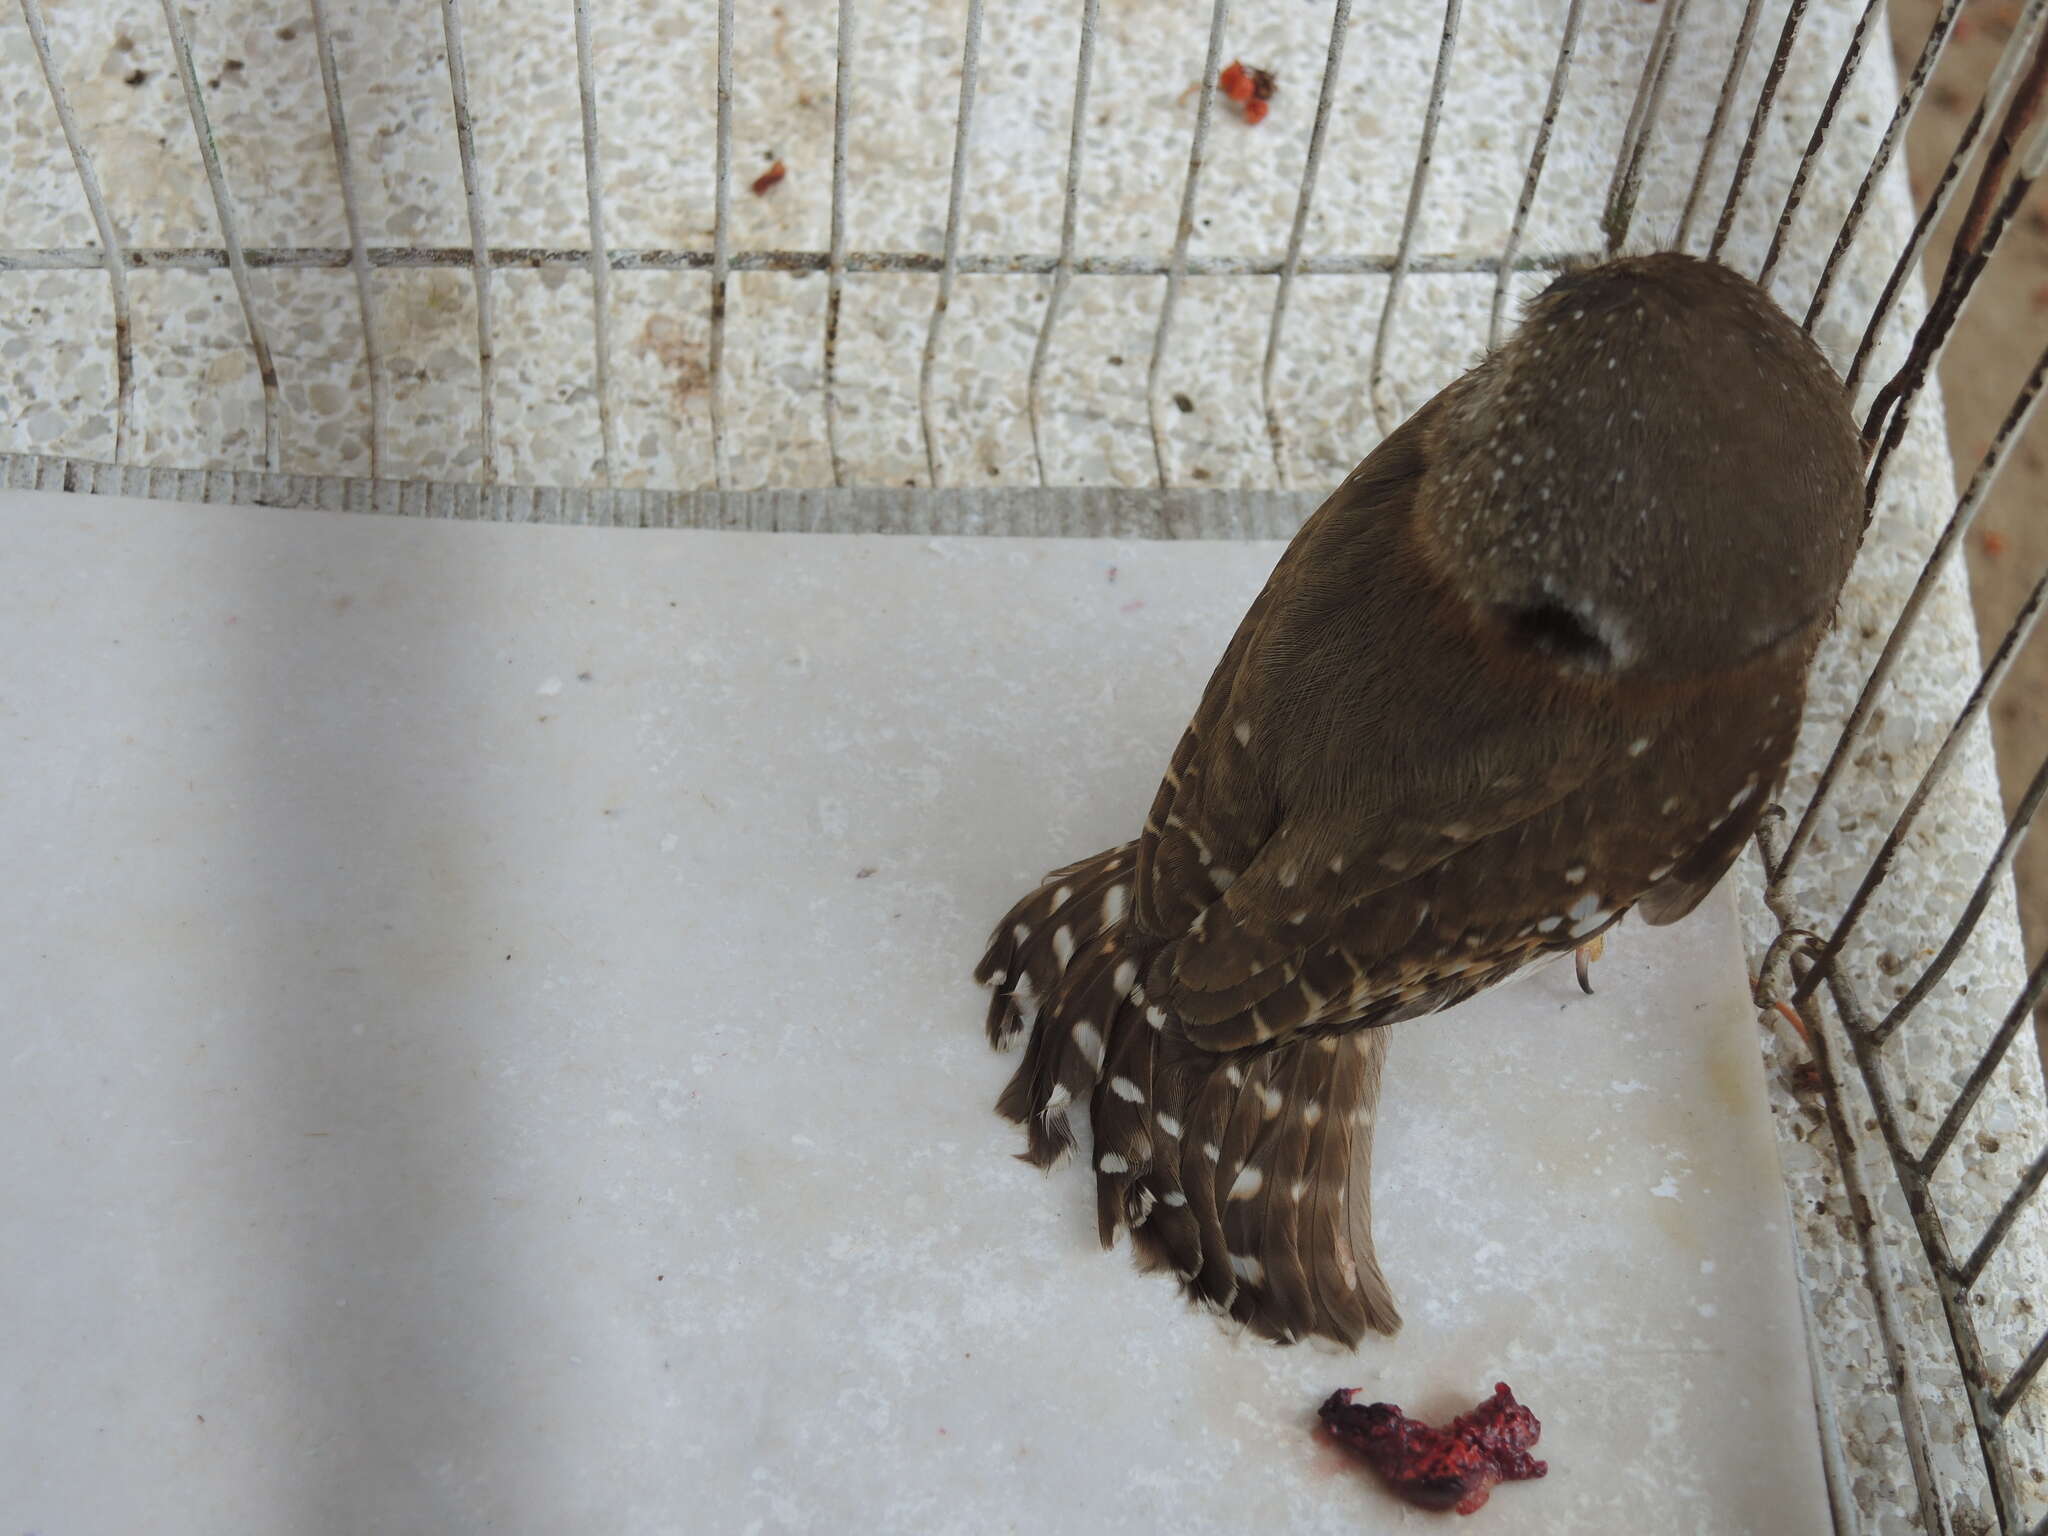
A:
[1317, 1381, 1547, 1515]
[1217, 60, 1276, 125]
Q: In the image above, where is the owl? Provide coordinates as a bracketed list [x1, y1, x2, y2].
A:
[975, 252, 1864, 1345]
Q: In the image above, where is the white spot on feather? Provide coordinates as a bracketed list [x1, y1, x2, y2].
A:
[1202, 1141, 1221, 1164]
[1628, 736, 1650, 756]
[1099, 1152, 1130, 1174]
[1052, 926, 1075, 967]
[1303, 1101, 1323, 1127]
[1210, 866, 1237, 892]
[1110, 1075, 1145, 1103]
[1156, 1113, 1183, 1139]
[1232, 719, 1252, 747]
[1112, 960, 1138, 997]
[1258, 1085, 1283, 1117]
[1103, 884, 1128, 924]
[1162, 1190, 1188, 1207]
[1229, 1254, 1265, 1286]
[1564, 864, 1587, 884]
[1071, 1021, 1105, 1069]
[1228, 1166, 1264, 1200]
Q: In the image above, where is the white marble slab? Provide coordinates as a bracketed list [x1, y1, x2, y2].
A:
[0, 492, 1828, 1533]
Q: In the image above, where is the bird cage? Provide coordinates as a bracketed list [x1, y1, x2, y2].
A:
[5, 0, 2048, 1530]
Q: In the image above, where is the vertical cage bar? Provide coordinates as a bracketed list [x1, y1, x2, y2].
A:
[1792, 539, 2048, 1032]
[1490, 0, 1583, 350]
[440, 0, 498, 486]
[1827, 1003, 1985, 1534]
[1789, 977, 1959, 1536]
[572, 0, 620, 485]
[708, 0, 734, 489]
[1147, 0, 1231, 487]
[920, 0, 987, 489]
[1755, 0, 1886, 291]
[1861, 66, 2048, 515]
[1710, 0, 1810, 259]
[1960, 1144, 2048, 1286]
[1755, 836, 1960, 1536]
[1027, 0, 1100, 489]
[1847, 0, 2048, 398]
[21, 0, 135, 463]
[1673, 0, 1765, 252]
[1994, 1324, 2048, 1420]
[160, 0, 282, 472]
[1918, 951, 2048, 1178]
[1602, 0, 1691, 255]
[1803, 0, 1964, 331]
[823, 0, 857, 488]
[1778, 332, 2048, 883]
[1259, 0, 1351, 487]
[308, 0, 384, 478]
[1368, 0, 1460, 436]
[1875, 744, 2048, 1045]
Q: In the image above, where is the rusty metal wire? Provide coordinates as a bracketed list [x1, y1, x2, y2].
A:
[1146, 0, 1231, 489]
[5, 3, 2048, 1530]
[19, 0, 134, 462]
[919, 0, 986, 488]
[1261, 0, 1353, 488]
[1368, 0, 1462, 436]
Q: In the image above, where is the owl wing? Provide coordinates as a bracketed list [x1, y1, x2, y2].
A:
[1132, 402, 1661, 1053]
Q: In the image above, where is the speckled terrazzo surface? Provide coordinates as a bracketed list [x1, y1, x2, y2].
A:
[1, 496, 1833, 1533]
[3, 0, 2047, 1529]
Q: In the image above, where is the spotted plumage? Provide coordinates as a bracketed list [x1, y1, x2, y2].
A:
[974, 252, 1865, 1346]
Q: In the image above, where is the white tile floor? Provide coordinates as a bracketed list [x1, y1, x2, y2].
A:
[1, 494, 1829, 1533]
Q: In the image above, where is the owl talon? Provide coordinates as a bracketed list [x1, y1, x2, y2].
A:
[1574, 934, 1604, 995]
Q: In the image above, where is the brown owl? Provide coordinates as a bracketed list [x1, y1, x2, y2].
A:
[974, 252, 1864, 1346]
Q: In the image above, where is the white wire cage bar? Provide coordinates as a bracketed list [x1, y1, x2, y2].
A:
[5, 0, 2048, 1531]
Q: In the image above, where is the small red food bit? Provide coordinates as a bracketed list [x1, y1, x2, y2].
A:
[1216, 60, 1276, 123]
[1318, 1382, 1547, 1516]
[751, 159, 787, 196]
[1983, 529, 2009, 558]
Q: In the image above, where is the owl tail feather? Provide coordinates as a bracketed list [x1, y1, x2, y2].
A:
[976, 846, 1401, 1347]
[976, 842, 1141, 1163]
[1123, 1027, 1401, 1346]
